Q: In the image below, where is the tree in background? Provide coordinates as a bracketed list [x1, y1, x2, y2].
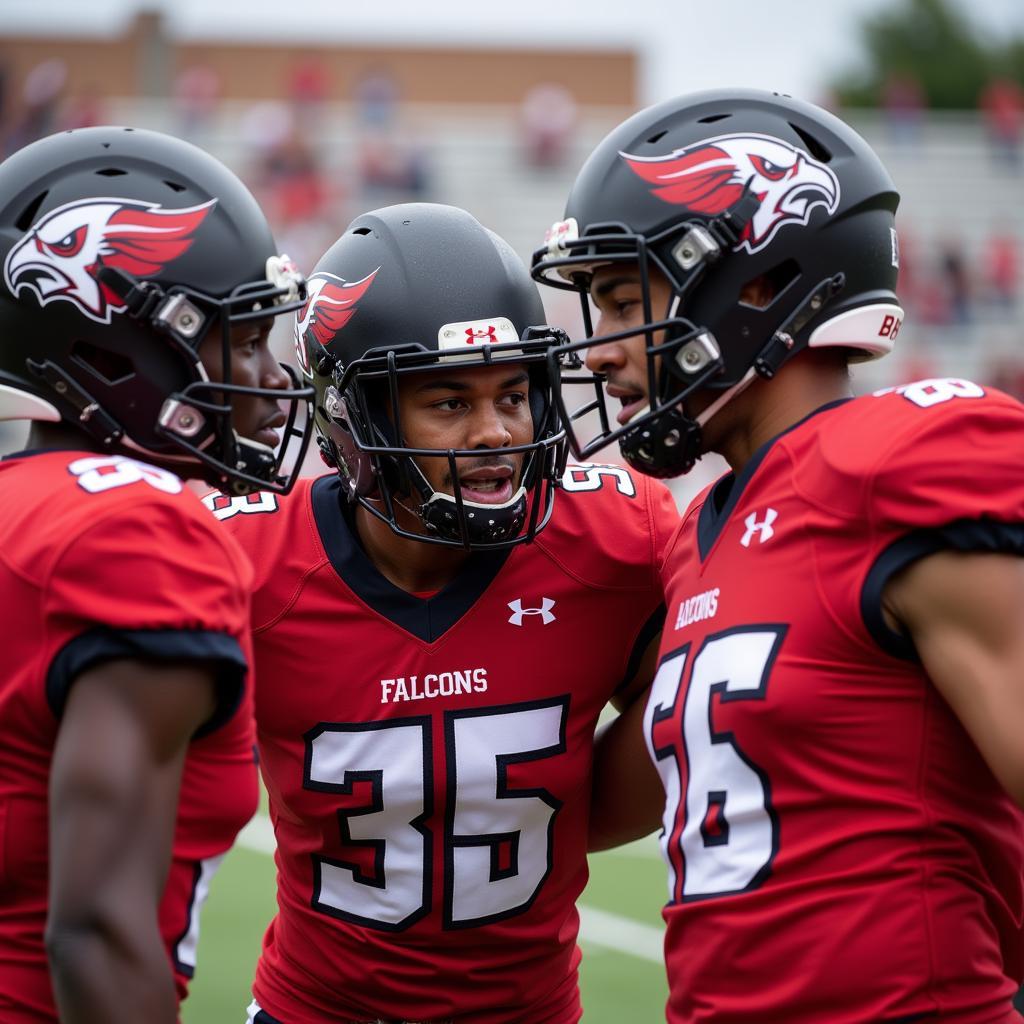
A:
[832, 0, 1023, 109]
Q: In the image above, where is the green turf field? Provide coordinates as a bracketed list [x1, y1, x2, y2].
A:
[181, 815, 669, 1023]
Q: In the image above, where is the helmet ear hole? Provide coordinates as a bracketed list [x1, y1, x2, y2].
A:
[70, 340, 136, 386]
[739, 260, 799, 310]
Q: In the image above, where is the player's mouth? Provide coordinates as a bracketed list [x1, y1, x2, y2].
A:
[458, 464, 515, 504]
[607, 383, 648, 426]
[252, 410, 287, 449]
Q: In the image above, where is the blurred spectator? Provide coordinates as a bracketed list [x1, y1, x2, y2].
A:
[983, 230, 1019, 310]
[882, 71, 925, 148]
[938, 242, 971, 325]
[893, 226, 918, 313]
[354, 65, 400, 130]
[520, 82, 578, 169]
[173, 64, 221, 140]
[289, 55, 330, 135]
[0, 60, 9, 149]
[60, 85, 106, 131]
[357, 132, 431, 203]
[4, 58, 66, 153]
[240, 100, 333, 271]
[350, 67, 432, 206]
[979, 77, 1024, 169]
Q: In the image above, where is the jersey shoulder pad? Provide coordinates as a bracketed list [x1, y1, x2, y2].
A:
[539, 461, 678, 590]
[203, 475, 324, 620]
[798, 380, 1024, 531]
[48, 484, 251, 637]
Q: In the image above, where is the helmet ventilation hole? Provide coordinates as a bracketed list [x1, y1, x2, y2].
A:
[15, 191, 48, 231]
[95, 167, 127, 177]
[163, 179, 187, 192]
[790, 123, 832, 162]
[697, 113, 731, 124]
[646, 130, 667, 144]
[352, 227, 372, 236]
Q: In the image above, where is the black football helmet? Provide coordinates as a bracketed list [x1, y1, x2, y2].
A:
[296, 203, 567, 548]
[0, 126, 314, 494]
[532, 89, 903, 477]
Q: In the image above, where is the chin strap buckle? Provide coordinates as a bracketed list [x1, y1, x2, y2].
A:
[708, 191, 761, 249]
[96, 266, 165, 321]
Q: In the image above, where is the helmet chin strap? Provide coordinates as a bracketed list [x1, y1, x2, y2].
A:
[693, 366, 758, 429]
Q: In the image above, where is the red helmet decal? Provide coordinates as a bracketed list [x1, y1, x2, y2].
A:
[3, 196, 216, 323]
[465, 325, 498, 345]
[293, 270, 379, 371]
[621, 132, 840, 254]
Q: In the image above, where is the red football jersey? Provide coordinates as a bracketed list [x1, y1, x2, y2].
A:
[0, 450, 259, 1022]
[646, 380, 1024, 1024]
[211, 463, 676, 1024]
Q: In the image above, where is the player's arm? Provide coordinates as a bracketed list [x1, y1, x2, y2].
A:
[883, 549, 1024, 807]
[590, 631, 664, 852]
[45, 657, 217, 1024]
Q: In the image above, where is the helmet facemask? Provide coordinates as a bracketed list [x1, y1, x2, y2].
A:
[144, 261, 314, 495]
[319, 337, 566, 549]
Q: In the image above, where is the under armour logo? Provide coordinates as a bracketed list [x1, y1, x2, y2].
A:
[508, 598, 556, 626]
[740, 508, 778, 547]
[466, 326, 498, 344]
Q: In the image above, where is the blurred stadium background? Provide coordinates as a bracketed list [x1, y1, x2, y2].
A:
[1, 0, 1022, 1018]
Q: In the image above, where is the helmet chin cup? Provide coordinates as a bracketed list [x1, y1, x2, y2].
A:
[419, 486, 529, 547]
[620, 406, 701, 479]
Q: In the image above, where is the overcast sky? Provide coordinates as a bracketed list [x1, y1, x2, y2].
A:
[3, 0, 1024, 105]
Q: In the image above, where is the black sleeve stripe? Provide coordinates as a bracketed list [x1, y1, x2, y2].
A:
[46, 627, 248, 737]
[615, 603, 666, 693]
[861, 518, 1024, 661]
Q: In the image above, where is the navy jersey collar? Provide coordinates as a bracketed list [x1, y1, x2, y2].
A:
[311, 475, 511, 643]
[697, 397, 853, 561]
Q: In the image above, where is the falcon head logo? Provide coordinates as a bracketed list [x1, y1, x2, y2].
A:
[622, 133, 840, 254]
[3, 196, 216, 323]
[293, 270, 379, 373]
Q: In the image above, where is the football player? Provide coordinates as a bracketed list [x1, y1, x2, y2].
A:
[206, 202, 678, 1024]
[0, 126, 313, 1024]
[532, 89, 1024, 1023]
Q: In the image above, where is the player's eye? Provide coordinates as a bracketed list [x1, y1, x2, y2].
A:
[45, 226, 87, 257]
[434, 398, 464, 412]
[750, 155, 788, 181]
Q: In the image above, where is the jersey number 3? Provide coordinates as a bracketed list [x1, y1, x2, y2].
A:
[645, 626, 786, 903]
[304, 697, 567, 931]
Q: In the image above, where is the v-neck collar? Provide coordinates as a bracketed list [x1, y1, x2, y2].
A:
[311, 475, 512, 644]
[696, 397, 852, 561]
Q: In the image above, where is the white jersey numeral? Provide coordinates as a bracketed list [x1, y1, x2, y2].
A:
[561, 462, 636, 496]
[201, 490, 278, 520]
[876, 377, 985, 408]
[645, 627, 785, 902]
[305, 698, 567, 930]
[69, 455, 182, 494]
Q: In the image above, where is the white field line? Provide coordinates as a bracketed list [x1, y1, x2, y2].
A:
[234, 816, 665, 964]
